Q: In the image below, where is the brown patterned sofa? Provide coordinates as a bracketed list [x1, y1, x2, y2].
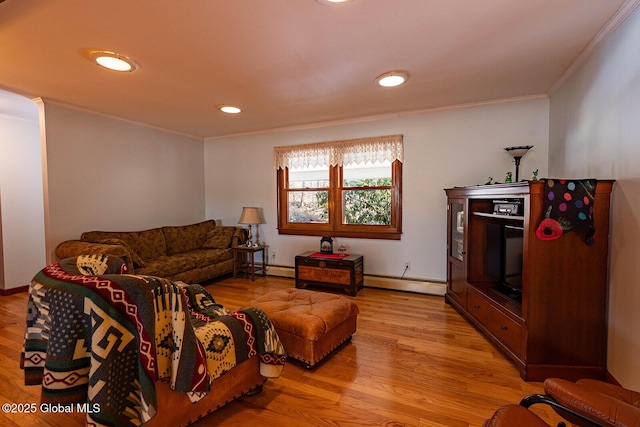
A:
[55, 219, 247, 283]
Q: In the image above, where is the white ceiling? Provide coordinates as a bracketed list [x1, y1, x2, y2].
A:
[0, 0, 633, 138]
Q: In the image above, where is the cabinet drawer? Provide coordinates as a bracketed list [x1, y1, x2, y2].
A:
[489, 309, 523, 358]
[466, 288, 490, 325]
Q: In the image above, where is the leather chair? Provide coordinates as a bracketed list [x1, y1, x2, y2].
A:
[484, 397, 598, 427]
[483, 404, 552, 427]
[540, 378, 640, 427]
[484, 378, 640, 427]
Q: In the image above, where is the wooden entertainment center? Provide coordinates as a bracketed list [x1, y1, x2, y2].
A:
[445, 180, 614, 381]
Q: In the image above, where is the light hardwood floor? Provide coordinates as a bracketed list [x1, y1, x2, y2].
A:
[0, 275, 564, 427]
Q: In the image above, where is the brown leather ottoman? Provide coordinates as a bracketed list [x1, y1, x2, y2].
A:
[248, 288, 359, 368]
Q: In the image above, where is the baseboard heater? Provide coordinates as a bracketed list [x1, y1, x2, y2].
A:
[266, 265, 445, 296]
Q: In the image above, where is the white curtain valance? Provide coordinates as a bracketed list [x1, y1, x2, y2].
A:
[273, 134, 403, 170]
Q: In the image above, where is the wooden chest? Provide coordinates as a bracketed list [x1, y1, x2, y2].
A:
[295, 252, 364, 296]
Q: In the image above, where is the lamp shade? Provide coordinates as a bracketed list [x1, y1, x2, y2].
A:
[238, 207, 264, 225]
[504, 145, 533, 158]
[504, 145, 533, 182]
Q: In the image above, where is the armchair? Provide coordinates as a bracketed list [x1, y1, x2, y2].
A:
[538, 378, 640, 427]
[484, 378, 640, 427]
[482, 404, 551, 427]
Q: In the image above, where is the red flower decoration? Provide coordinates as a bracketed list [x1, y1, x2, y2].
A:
[536, 218, 563, 241]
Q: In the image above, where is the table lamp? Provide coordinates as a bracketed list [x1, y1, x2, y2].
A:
[238, 207, 265, 246]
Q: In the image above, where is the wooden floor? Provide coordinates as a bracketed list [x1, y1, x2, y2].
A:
[0, 275, 565, 427]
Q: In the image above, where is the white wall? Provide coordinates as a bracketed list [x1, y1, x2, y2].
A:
[549, 6, 640, 389]
[204, 97, 549, 282]
[40, 102, 207, 261]
[0, 91, 45, 289]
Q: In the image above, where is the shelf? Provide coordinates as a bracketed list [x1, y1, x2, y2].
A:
[472, 212, 525, 221]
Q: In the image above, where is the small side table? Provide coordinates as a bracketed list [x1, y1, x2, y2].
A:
[233, 245, 267, 281]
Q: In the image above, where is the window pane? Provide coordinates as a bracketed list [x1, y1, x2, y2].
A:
[288, 165, 329, 189]
[277, 159, 402, 240]
[343, 189, 391, 225]
[343, 160, 391, 188]
[288, 190, 329, 223]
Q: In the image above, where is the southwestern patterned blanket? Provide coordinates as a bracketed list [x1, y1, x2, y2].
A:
[21, 255, 286, 427]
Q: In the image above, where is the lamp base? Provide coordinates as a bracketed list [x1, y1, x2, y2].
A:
[514, 156, 522, 182]
[246, 225, 253, 246]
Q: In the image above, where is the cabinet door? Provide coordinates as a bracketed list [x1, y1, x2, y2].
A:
[447, 199, 467, 305]
[450, 202, 465, 261]
[448, 260, 466, 305]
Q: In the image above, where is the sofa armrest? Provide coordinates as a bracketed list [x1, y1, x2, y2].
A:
[55, 240, 134, 272]
[231, 228, 248, 247]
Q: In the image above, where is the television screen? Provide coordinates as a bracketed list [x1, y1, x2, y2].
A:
[503, 225, 523, 290]
[486, 222, 502, 282]
[485, 222, 524, 302]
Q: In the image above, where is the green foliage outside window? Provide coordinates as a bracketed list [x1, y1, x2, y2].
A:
[314, 178, 392, 225]
[288, 191, 329, 223]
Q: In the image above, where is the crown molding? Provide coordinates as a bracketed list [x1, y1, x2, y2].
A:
[548, 0, 640, 96]
[36, 98, 203, 141]
[205, 94, 549, 141]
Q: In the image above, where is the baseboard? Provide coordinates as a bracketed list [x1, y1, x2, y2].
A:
[0, 285, 29, 296]
[365, 275, 446, 295]
[267, 265, 446, 296]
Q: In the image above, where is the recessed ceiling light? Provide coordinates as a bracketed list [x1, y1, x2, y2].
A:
[90, 51, 139, 72]
[218, 105, 242, 114]
[376, 71, 409, 88]
[315, 0, 357, 6]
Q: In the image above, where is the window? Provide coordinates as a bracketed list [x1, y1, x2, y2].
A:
[275, 135, 403, 240]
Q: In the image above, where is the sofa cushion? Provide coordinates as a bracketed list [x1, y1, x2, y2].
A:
[163, 220, 215, 256]
[55, 240, 134, 271]
[202, 226, 236, 249]
[135, 254, 197, 278]
[82, 228, 166, 261]
[96, 238, 146, 268]
[188, 248, 233, 269]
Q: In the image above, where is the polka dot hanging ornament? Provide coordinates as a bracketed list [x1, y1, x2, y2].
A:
[535, 179, 597, 245]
